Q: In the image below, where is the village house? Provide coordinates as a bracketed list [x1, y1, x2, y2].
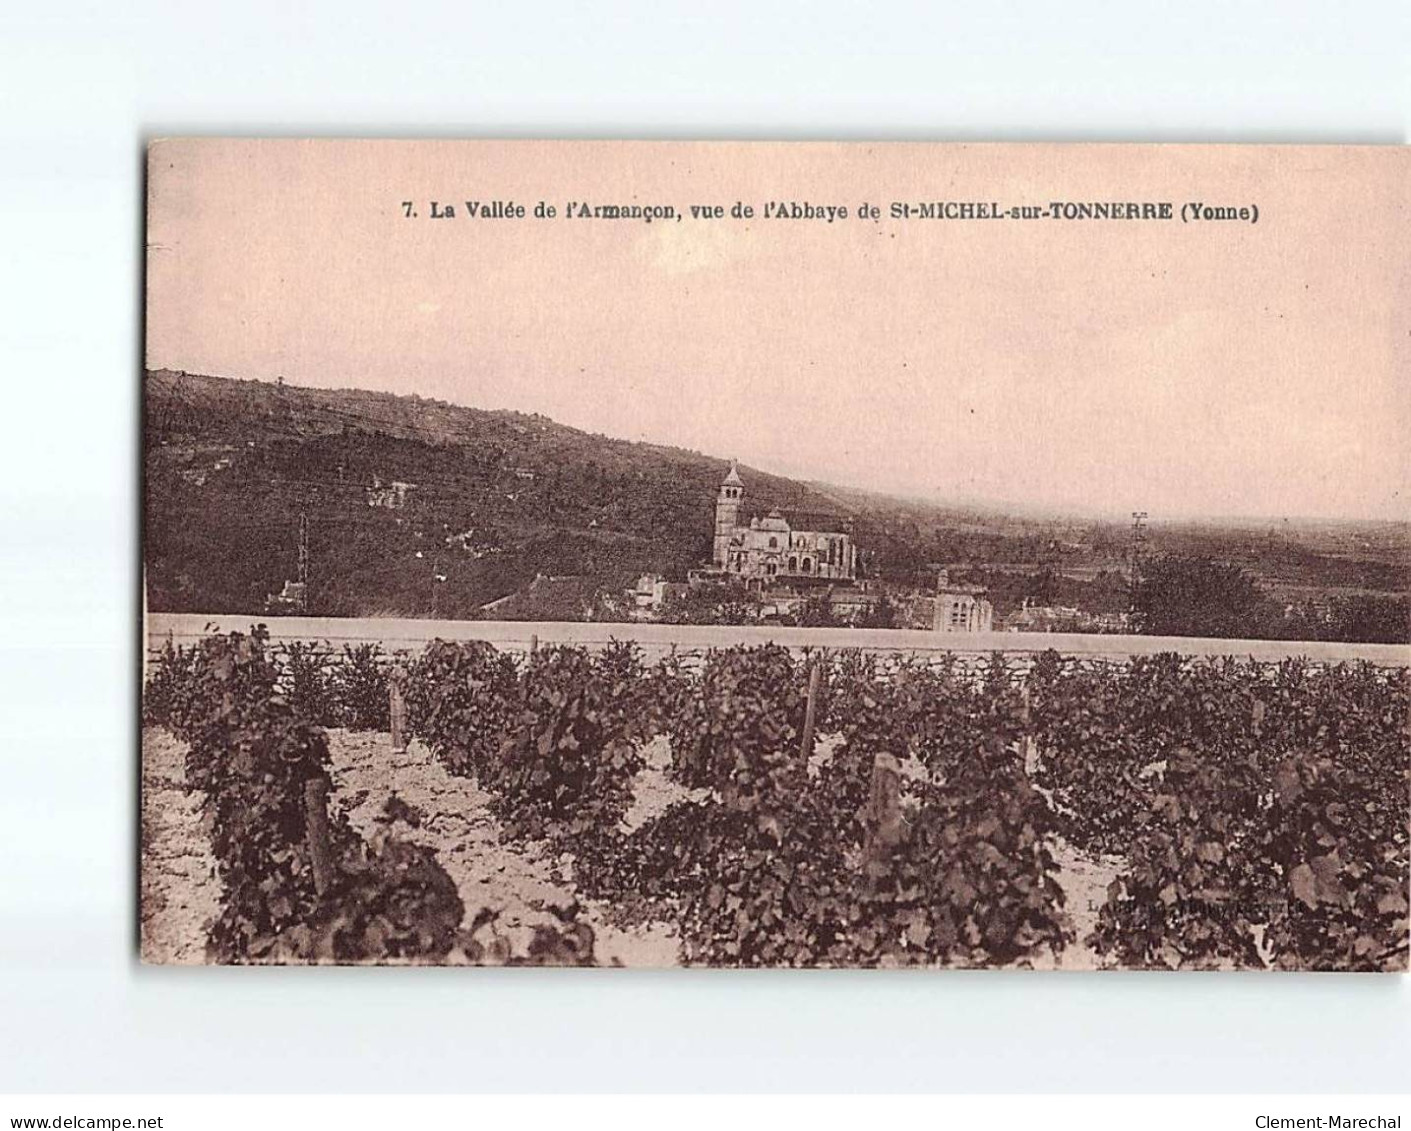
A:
[265, 579, 306, 613]
[1006, 600, 1129, 634]
[829, 588, 882, 620]
[933, 569, 995, 633]
[366, 475, 416, 509]
[628, 573, 673, 613]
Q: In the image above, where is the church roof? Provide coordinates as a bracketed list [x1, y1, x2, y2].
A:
[779, 510, 851, 535]
[722, 460, 743, 487]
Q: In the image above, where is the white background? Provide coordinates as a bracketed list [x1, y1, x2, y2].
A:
[1, 0, 1408, 1095]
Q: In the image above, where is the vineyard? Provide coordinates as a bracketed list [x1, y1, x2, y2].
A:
[141, 628, 1410, 969]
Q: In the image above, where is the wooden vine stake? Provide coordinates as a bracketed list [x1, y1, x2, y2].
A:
[860, 752, 906, 894]
[1020, 679, 1038, 774]
[388, 661, 408, 753]
[303, 776, 334, 899]
[798, 655, 822, 762]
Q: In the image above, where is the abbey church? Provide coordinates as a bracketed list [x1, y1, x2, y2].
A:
[709, 462, 858, 586]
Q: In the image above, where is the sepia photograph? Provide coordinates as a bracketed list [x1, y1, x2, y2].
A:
[141, 139, 1409, 970]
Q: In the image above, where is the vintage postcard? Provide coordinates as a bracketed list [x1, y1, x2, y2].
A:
[142, 140, 1409, 969]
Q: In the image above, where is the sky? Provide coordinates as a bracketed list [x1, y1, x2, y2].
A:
[146, 140, 1409, 522]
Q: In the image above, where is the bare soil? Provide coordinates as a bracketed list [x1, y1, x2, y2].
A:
[1045, 836, 1124, 971]
[140, 724, 1125, 968]
[140, 727, 222, 964]
[325, 728, 680, 966]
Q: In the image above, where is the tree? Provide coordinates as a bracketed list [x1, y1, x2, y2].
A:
[795, 594, 839, 627]
[1323, 594, 1410, 645]
[660, 584, 756, 626]
[1133, 555, 1275, 639]
[858, 595, 898, 629]
[1023, 567, 1057, 605]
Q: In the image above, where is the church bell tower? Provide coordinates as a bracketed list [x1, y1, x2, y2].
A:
[713, 460, 744, 568]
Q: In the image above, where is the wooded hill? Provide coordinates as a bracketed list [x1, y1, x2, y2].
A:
[143, 369, 1407, 623]
[143, 370, 1022, 617]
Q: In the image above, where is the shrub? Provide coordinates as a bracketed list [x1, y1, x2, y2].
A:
[280, 641, 336, 726]
[660, 646, 1071, 968]
[1026, 650, 1153, 855]
[281, 838, 465, 963]
[1090, 745, 1275, 970]
[329, 643, 391, 730]
[160, 629, 462, 964]
[143, 638, 201, 728]
[1262, 752, 1408, 971]
[666, 644, 809, 813]
[835, 741, 1071, 968]
[491, 645, 645, 840]
[1089, 658, 1408, 970]
[404, 639, 521, 777]
[407, 640, 646, 844]
[674, 803, 852, 967]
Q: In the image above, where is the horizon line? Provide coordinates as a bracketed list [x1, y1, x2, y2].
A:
[144, 364, 1410, 530]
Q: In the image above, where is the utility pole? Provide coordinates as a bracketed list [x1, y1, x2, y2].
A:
[296, 512, 309, 613]
[1128, 510, 1148, 613]
[429, 548, 446, 619]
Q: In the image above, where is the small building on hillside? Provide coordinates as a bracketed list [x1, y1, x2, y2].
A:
[1006, 600, 1130, 634]
[933, 569, 994, 633]
[830, 588, 882, 621]
[758, 593, 807, 621]
[265, 579, 307, 613]
[367, 476, 415, 509]
[628, 573, 672, 612]
[1006, 602, 1080, 633]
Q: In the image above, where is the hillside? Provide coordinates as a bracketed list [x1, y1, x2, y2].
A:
[143, 370, 1408, 624]
[144, 369, 878, 617]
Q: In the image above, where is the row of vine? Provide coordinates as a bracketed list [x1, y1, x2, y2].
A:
[147, 633, 1408, 970]
[404, 642, 1075, 967]
[147, 637, 393, 733]
[146, 631, 594, 965]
